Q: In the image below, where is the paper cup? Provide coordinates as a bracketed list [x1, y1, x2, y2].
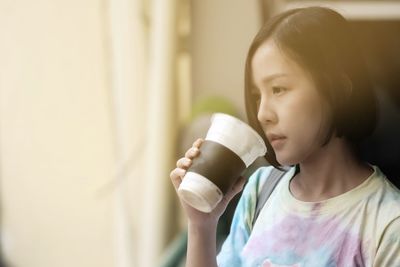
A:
[178, 113, 267, 212]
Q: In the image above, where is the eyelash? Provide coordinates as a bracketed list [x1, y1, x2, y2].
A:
[272, 86, 286, 94]
[251, 86, 287, 104]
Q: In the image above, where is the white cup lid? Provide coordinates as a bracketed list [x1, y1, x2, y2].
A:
[206, 113, 267, 167]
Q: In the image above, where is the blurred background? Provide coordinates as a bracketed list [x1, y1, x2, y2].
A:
[0, 0, 399, 266]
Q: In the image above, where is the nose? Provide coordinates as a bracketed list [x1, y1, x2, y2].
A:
[257, 96, 277, 125]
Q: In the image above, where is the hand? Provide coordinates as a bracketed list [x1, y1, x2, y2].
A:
[170, 138, 246, 226]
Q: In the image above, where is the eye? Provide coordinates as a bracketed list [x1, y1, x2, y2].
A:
[272, 86, 287, 95]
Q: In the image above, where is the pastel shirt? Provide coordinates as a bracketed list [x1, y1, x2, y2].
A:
[217, 165, 400, 267]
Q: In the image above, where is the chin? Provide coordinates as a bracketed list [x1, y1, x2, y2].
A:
[275, 153, 299, 166]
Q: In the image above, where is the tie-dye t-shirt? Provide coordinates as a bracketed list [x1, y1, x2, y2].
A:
[217, 165, 400, 267]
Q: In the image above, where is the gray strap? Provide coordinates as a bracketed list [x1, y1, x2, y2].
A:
[252, 168, 286, 227]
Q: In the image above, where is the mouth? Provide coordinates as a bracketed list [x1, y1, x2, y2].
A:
[266, 133, 286, 148]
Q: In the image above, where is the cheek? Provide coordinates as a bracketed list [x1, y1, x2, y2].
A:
[284, 97, 326, 148]
[276, 126, 321, 165]
[286, 99, 322, 131]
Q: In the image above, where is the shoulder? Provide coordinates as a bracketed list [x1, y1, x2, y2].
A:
[245, 166, 275, 193]
[238, 165, 276, 210]
[243, 165, 294, 202]
[378, 179, 400, 224]
[369, 166, 400, 236]
[231, 166, 275, 230]
[374, 166, 400, 213]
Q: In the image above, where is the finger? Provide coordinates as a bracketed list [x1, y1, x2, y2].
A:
[170, 168, 186, 190]
[220, 176, 246, 206]
[176, 157, 192, 169]
[185, 147, 200, 159]
[192, 138, 204, 149]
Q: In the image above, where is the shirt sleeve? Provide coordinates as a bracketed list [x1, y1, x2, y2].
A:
[374, 217, 400, 266]
[216, 167, 271, 266]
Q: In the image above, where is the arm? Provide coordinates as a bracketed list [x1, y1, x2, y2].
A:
[182, 179, 245, 267]
[186, 221, 218, 267]
[170, 138, 246, 267]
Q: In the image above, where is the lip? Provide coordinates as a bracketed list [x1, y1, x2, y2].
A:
[266, 133, 286, 148]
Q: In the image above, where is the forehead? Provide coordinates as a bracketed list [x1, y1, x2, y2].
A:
[251, 40, 303, 86]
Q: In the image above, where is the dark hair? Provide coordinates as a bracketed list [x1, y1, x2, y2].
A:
[244, 6, 377, 167]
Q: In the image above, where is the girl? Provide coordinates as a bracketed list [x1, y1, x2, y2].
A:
[170, 6, 400, 267]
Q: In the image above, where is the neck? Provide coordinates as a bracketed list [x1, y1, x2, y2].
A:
[290, 138, 372, 202]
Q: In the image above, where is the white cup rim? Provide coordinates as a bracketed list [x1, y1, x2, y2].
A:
[210, 113, 267, 155]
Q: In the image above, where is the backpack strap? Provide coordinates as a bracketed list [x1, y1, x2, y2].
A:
[252, 168, 287, 228]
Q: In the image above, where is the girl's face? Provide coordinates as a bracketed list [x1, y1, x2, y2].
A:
[251, 40, 330, 165]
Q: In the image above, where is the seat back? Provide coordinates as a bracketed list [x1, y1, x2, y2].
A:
[360, 89, 400, 188]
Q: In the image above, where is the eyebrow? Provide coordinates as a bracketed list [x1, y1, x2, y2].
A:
[252, 73, 288, 91]
[261, 73, 288, 84]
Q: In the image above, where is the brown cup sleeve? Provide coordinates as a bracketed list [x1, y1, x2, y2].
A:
[187, 140, 246, 194]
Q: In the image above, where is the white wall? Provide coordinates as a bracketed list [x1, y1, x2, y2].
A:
[0, 1, 264, 266]
[191, 0, 261, 118]
[0, 1, 115, 266]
